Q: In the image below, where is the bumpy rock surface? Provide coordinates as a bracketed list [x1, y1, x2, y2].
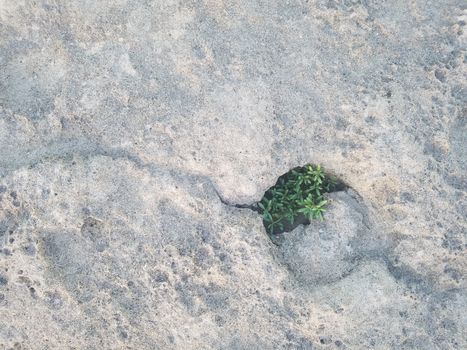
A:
[0, 1, 466, 349]
[280, 190, 373, 285]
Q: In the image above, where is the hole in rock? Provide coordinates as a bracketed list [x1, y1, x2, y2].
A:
[255, 164, 346, 236]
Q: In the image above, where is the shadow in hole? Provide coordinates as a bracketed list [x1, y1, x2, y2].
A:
[256, 165, 348, 236]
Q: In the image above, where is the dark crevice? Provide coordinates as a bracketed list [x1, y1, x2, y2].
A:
[211, 186, 258, 210]
[258, 165, 348, 235]
[257, 164, 348, 238]
[216, 165, 348, 237]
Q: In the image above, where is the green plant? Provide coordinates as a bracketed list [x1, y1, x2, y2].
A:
[258, 164, 337, 235]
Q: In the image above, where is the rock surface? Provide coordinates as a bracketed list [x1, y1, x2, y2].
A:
[0, 0, 466, 349]
[280, 190, 373, 286]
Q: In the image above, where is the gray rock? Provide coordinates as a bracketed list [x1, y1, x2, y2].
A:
[0, 0, 466, 349]
[280, 191, 368, 285]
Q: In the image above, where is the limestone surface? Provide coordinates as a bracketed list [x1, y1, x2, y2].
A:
[0, 1, 466, 349]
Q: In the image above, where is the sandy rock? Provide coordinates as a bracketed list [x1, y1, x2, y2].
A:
[0, 0, 466, 349]
[280, 190, 371, 285]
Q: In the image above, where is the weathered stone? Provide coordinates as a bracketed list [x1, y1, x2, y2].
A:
[0, 0, 465, 349]
[280, 191, 368, 285]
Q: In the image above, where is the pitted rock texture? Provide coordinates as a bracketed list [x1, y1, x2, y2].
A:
[279, 190, 373, 285]
[0, 0, 466, 349]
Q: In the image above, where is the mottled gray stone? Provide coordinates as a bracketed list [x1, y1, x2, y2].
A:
[280, 191, 368, 285]
[0, 0, 466, 349]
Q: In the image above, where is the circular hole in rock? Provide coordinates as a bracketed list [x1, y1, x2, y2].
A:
[256, 164, 346, 236]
